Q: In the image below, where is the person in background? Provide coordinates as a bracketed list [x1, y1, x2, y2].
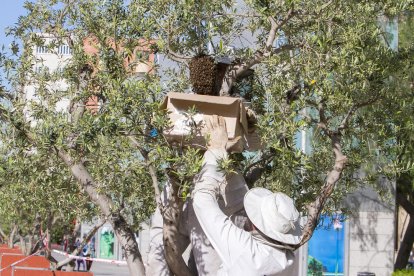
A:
[192, 115, 302, 275]
[75, 237, 86, 271]
[62, 234, 68, 252]
[85, 238, 94, 271]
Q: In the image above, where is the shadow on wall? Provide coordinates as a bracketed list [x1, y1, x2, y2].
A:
[344, 176, 395, 271]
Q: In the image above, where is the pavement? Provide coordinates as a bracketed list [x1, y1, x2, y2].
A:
[52, 251, 130, 276]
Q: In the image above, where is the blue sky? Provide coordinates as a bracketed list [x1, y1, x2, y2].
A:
[0, 0, 26, 85]
[0, 0, 27, 49]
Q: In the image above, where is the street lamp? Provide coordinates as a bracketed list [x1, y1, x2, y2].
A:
[333, 216, 343, 276]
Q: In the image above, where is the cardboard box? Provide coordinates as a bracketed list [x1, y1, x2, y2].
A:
[161, 92, 261, 152]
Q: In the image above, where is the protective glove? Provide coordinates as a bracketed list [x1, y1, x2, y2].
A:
[192, 115, 229, 197]
[205, 115, 228, 151]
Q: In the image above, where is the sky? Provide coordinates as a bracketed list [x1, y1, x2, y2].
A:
[0, 0, 27, 50]
[0, 0, 26, 85]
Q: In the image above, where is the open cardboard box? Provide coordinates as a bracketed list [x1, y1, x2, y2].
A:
[161, 92, 262, 152]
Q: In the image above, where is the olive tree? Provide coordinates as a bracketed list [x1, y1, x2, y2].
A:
[1, 0, 413, 275]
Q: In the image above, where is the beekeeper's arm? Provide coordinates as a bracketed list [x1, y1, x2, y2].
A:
[192, 115, 252, 268]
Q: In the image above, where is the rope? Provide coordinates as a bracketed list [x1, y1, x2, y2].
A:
[53, 250, 127, 266]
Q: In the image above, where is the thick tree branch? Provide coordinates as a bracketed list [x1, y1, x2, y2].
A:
[166, 48, 192, 64]
[8, 224, 18, 248]
[266, 8, 295, 50]
[397, 192, 414, 215]
[317, 99, 331, 135]
[298, 134, 347, 247]
[55, 148, 146, 275]
[395, 210, 414, 270]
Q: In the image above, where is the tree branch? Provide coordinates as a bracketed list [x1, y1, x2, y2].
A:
[219, 44, 295, 96]
[164, 19, 192, 64]
[298, 134, 347, 247]
[338, 96, 379, 131]
[397, 192, 414, 215]
[266, 8, 295, 50]
[166, 48, 192, 64]
[317, 99, 331, 136]
[56, 219, 106, 270]
[0, 227, 7, 243]
[128, 136, 163, 213]
[243, 151, 276, 187]
[219, 8, 297, 96]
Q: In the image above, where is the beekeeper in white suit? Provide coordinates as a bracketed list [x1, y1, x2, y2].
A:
[146, 142, 249, 275]
[192, 115, 302, 276]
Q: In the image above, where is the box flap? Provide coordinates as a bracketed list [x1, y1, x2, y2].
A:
[166, 92, 241, 106]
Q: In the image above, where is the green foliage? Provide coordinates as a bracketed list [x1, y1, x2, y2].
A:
[0, 0, 414, 260]
[393, 270, 414, 276]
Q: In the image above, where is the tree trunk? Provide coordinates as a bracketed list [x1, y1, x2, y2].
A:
[27, 233, 34, 255]
[30, 214, 44, 255]
[57, 150, 146, 275]
[65, 218, 81, 272]
[0, 227, 7, 244]
[45, 213, 53, 260]
[162, 176, 192, 276]
[395, 214, 414, 270]
[18, 234, 26, 255]
[8, 224, 18, 248]
[44, 212, 59, 268]
[395, 193, 414, 270]
[137, 146, 191, 276]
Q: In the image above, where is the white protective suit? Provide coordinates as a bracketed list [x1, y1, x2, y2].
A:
[145, 149, 249, 276]
[192, 149, 295, 276]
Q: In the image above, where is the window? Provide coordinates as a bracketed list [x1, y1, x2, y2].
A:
[307, 215, 346, 276]
[57, 45, 72, 55]
[36, 46, 48, 54]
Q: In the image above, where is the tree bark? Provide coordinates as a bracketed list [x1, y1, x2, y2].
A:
[44, 212, 59, 268]
[395, 214, 414, 270]
[162, 175, 192, 276]
[45, 212, 53, 260]
[65, 218, 81, 271]
[18, 234, 26, 255]
[26, 233, 34, 255]
[8, 224, 18, 248]
[57, 149, 146, 275]
[395, 193, 414, 270]
[30, 215, 44, 255]
[298, 134, 347, 247]
[0, 227, 7, 244]
[137, 145, 192, 275]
